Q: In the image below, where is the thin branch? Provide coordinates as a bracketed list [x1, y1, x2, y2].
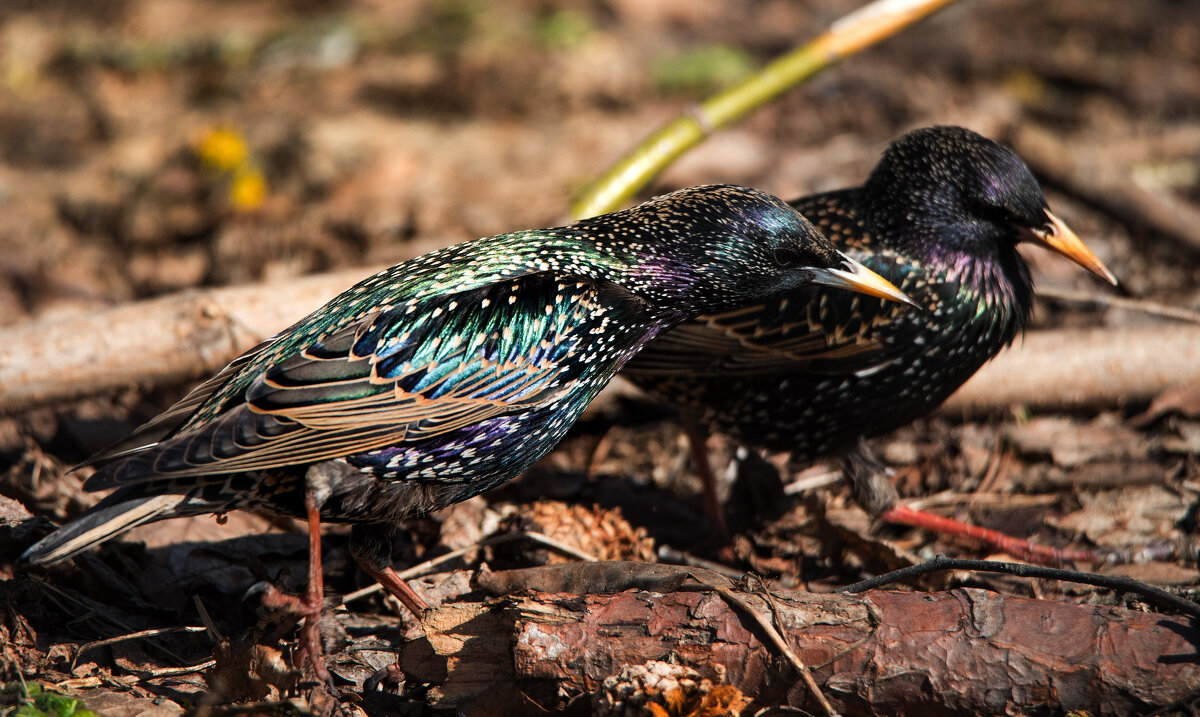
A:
[838, 556, 1200, 619]
[71, 625, 208, 672]
[340, 530, 600, 605]
[134, 659, 218, 678]
[1038, 285, 1200, 324]
[569, 0, 964, 219]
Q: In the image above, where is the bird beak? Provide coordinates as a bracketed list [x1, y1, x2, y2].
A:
[1024, 209, 1119, 286]
[809, 255, 921, 308]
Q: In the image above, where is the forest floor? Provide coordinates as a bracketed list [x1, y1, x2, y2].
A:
[0, 1, 1198, 715]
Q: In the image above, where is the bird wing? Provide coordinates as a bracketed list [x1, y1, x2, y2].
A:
[627, 190, 909, 377]
[86, 273, 637, 489]
[86, 337, 281, 467]
[625, 282, 899, 376]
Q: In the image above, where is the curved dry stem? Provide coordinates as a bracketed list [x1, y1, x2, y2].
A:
[570, 0, 964, 220]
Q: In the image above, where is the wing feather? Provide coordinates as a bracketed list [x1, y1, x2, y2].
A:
[86, 273, 625, 490]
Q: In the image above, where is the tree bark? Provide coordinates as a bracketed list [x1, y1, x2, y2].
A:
[394, 564, 1200, 716]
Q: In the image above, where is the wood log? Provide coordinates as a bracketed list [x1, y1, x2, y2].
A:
[2, 265, 1198, 416]
[940, 324, 1200, 415]
[393, 565, 1200, 716]
[0, 268, 370, 412]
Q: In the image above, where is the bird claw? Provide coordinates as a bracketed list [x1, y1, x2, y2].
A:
[364, 663, 406, 692]
[245, 581, 334, 684]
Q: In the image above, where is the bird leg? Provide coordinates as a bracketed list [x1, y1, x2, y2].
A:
[841, 439, 1097, 566]
[349, 523, 430, 618]
[360, 564, 430, 617]
[350, 523, 430, 689]
[255, 488, 334, 684]
[682, 415, 730, 540]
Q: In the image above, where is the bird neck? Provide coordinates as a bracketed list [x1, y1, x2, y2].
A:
[905, 227, 1036, 344]
[833, 199, 1029, 346]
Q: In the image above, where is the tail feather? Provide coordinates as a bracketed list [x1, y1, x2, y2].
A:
[21, 489, 211, 566]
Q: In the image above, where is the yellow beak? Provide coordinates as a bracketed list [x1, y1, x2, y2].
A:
[1026, 209, 1119, 286]
[810, 254, 921, 309]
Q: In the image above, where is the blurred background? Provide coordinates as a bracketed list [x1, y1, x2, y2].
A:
[1, 0, 1196, 316]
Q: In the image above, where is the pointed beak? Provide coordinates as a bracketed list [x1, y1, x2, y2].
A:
[1024, 209, 1119, 286]
[809, 254, 921, 309]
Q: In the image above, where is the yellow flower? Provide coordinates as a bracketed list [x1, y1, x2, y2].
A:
[229, 167, 267, 211]
[196, 128, 249, 172]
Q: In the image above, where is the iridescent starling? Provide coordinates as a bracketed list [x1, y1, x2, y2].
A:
[626, 127, 1118, 561]
[21, 184, 910, 676]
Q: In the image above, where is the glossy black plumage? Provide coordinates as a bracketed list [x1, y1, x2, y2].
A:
[22, 184, 910, 581]
[627, 127, 1117, 529]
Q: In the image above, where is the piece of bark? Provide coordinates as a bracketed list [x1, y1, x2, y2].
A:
[2, 268, 1199, 416]
[396, 566, 1199, 716]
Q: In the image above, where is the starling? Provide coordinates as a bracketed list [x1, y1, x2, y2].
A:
[21, 184, 911, 677]
[626, 127, 1118, 562]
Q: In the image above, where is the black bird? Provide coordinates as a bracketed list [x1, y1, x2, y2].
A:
[626, 127, 1118, 562]
[21, 184, 911, 677]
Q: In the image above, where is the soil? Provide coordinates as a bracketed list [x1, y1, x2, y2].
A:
[0, 1, 1198, 715]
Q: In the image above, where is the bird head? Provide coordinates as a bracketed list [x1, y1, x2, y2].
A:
[603, 184, 915, 318]
[865, 126, 1117, 286]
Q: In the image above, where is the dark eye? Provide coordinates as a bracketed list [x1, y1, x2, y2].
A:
[773, 246, 803, 266]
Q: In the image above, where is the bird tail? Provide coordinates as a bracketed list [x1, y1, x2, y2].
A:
[20, 487, 219, 567]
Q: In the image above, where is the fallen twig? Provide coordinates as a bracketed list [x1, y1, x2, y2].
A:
[839, 556, 1200, 618]
[71, 625, 208, 672]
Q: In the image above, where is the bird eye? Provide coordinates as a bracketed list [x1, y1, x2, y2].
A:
[773, 246, 802, 266]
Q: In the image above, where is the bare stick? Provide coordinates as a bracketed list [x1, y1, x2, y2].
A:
[570, 0, 963, 219]
[71, 625, 208, 672]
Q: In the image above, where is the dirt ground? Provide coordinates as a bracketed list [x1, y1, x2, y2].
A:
[1, 0, 1198, 715]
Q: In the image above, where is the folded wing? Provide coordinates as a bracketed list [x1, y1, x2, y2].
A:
[86, 273, 627, 490]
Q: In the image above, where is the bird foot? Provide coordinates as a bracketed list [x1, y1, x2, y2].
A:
[880, 503, 1097, 566]
[364, 663, 406, 692]
[256, 583, 335, 685]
